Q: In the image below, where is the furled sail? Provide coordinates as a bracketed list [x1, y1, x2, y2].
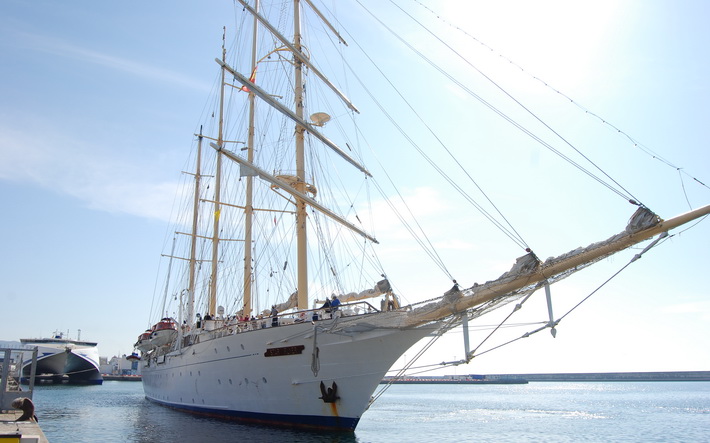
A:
[400, 205, 710, 328]
[315, 279, 393, 305]
[320, 205, 709, 335]
[264, 291, 299, 316]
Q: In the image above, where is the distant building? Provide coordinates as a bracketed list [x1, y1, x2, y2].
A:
[100, 354, 141, 376]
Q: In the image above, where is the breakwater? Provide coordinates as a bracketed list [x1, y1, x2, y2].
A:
[487, 370, 710, 382]
[382, 370, 710, 384]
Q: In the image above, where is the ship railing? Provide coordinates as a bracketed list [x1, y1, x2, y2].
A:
[259, 300, 381, 328]
[181, 300, 383, 346]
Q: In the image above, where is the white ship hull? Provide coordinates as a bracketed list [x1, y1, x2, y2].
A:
[141, 319, 432, 430]
[20, 337, 103, 385]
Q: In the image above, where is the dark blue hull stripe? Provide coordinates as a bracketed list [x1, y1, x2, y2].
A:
[146, 397, 359, 431]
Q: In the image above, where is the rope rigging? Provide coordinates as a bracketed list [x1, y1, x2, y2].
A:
[461, 231, 670, 363]
[351, 0, 532, 252]
[317, 1, 709, 294]
[376, 230, 673, 396]
[408, 0, 709, 207]
[374, 0, 642, 206]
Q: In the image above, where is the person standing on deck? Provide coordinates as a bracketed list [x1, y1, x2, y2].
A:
[330, 295, 341, 311]
[270, 305, 279, 327]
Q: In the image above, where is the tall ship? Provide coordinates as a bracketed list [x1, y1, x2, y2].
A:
[21, 331, 103, 385]
[136, 0, 710, 431]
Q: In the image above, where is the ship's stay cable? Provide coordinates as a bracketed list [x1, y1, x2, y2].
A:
[305, 136, 383, 292]
[384, 236, 673, 378]
[467, 290, 537, 358]
[382, 320, 549, 374]
[346, 1, 530, 252]
[372, 317, 458, 404]
[370, 175, 453, 280]
[386, 0, 641, 206]
[385, 231, 679, 378]
[340, 37, 528, 255]
[301, 34, 459, 278]
[312, 2, 527, 255]
[472, 232, 671, 360]
[356, 0, 639, 211]
[408, 0, 710, 207]
[305, 56, 458, 278]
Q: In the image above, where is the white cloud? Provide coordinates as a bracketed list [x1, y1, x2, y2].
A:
[0, 118, 180, 222]
[13, 28, 210, 92]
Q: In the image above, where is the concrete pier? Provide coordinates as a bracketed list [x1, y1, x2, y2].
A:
[0, 410, 48, 443]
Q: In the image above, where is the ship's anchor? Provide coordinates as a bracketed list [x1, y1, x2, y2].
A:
[319, 381, 339, 403]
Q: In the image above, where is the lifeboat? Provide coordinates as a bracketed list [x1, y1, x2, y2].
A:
[134, 330, 153, 353]
[149, 318, 178, 347]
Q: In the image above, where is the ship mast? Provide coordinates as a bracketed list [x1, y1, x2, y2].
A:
[242, 1, 260, 317]
[186, 130, 203, 329]
[293, 0, 308, 310]
[161, 236, 177, 318]
[209, 29, 227, 318]
[222, 0, 376, 310]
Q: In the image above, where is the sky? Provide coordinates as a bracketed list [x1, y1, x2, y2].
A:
[1, 0, 709, 376]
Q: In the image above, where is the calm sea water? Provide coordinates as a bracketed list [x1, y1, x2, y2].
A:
[30, 381, 709, 442]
